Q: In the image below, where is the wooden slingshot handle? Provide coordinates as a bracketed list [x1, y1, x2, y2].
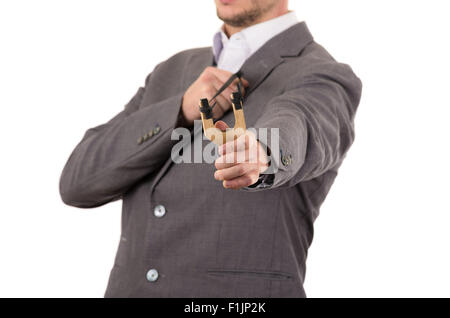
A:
[199, 92, 246, 145]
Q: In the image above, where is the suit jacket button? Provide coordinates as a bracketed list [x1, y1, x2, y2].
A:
[146, 268, 159, 282]
[153, 126, 161, 135]
[137, 137, 144, 145]
[153, 204, 166, 218]
[287, 154, 293, 165]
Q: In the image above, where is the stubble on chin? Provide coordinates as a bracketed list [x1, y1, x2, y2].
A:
[216, 1, 276, 28]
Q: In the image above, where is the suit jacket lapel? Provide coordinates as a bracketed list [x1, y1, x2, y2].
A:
[239, 21, 314, 97]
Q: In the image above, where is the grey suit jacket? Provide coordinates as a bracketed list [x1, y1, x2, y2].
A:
[59, 22, 362, 297]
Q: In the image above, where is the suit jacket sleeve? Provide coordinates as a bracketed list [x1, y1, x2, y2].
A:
[59, 66, 185, 208]
[244, 61, 362, 190]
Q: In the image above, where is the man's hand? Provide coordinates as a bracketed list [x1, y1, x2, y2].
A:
[214, 121, 269, 189]
[181, 67, 249, 126]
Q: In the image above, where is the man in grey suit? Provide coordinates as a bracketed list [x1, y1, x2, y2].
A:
[59, 0, 362, 297]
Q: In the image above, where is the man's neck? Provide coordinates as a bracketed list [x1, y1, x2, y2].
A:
[223, 9, 289, 37]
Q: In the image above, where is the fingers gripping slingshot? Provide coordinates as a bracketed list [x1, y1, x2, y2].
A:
[199, 71, 246, 145]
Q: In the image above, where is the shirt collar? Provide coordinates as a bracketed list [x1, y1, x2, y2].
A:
[212, 10, 300, 64]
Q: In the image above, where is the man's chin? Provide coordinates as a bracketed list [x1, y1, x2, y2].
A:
[217, 12, 239, 25]
[217, 8, 251, 25]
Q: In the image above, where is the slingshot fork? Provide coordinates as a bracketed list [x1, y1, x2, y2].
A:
[198, 72, 247, 145]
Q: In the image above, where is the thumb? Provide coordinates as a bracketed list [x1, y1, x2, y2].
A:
[214, 120, 229, 132]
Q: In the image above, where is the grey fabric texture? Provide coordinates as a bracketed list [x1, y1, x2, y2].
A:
[59, 22, 362, 298]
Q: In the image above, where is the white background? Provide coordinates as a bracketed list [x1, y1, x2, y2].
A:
[0, 0, 449, 297]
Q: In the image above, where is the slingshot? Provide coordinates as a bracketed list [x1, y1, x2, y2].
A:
[198, 71, 247, 145]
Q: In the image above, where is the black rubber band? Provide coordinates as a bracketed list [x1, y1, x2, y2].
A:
[210, 70, 243, 109]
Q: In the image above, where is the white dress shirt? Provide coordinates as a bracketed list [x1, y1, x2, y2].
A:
[212, 10, 300, 73]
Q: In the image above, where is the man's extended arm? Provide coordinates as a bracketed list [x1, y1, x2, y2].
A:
[214, 61, 362, 190]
